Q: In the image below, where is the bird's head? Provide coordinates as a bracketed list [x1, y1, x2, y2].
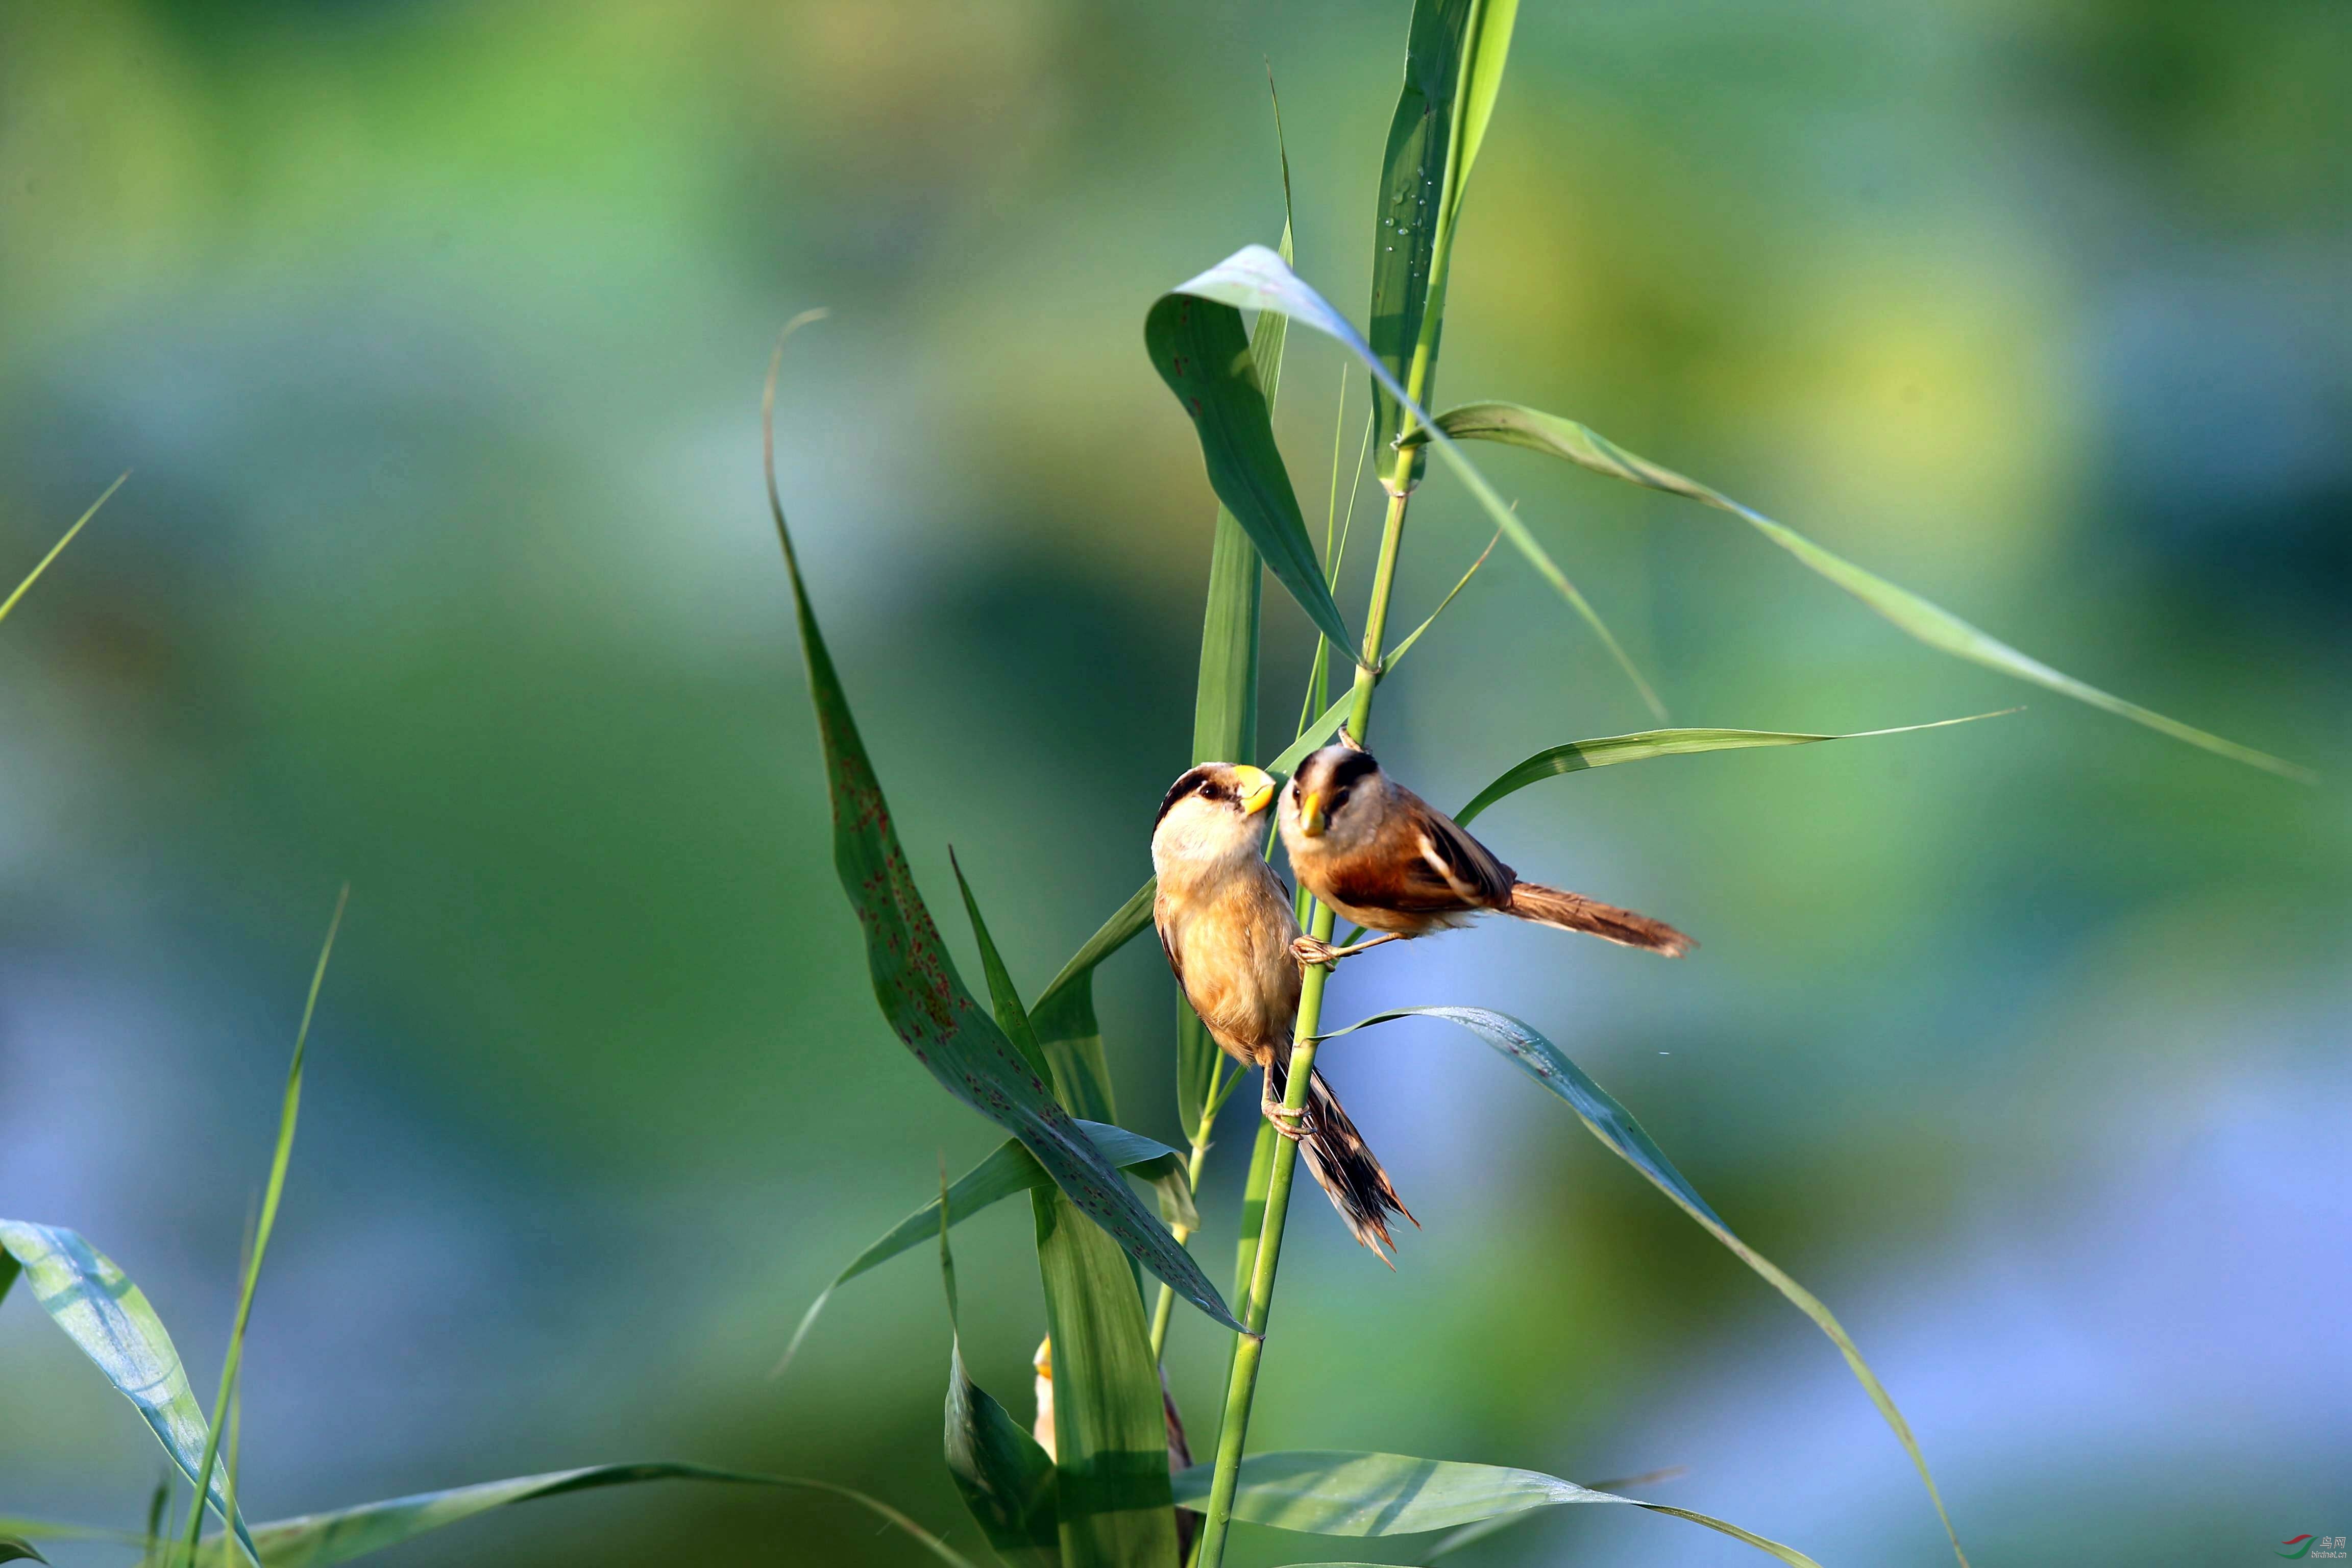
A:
[1283, 743, 1388, 849]
[1151, 762, 1277, 870]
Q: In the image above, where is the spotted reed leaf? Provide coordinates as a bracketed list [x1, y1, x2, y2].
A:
[763, 327, 1242, 1334]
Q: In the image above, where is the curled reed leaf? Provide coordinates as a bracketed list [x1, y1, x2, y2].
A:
[1146, 294, 1355, 660]
[1169, 246, 1664, 720]
[0, 1223, 260, 1563]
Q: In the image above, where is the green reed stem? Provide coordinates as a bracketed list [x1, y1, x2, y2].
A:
[1192, 14, 1479, 1542]
[1193, 443, 1424, 1567]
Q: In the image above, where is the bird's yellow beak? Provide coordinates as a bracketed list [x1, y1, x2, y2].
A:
[1234, 766, 1275, 817]
[1297, 790, 1327, 837]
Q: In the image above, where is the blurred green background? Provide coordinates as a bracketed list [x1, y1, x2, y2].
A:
[3, 1, 2345, 1562]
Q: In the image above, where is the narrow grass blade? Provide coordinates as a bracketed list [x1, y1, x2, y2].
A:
[186, 887, 349, 1565]
[191, 1466, 978, 1568]
[1036, 881, 1157, 1017]
[0, 474, 125, 627]
[1173, 247, 1665, 720]
[1381, 531, 1498, 672]
[942, 1169, 1063, 1567]
[0, 1223, 258, 1560]
[1454, 711, 2016, 826]
[1414, 401, 2309, 780]
[1146, 295, 1356, 659]
[954, 851, 1056, 1083]
[1267, 692, 1355, 778]
[776, 1122, 1191, 1376]
[1319, 1008, 1969, 1566]
[0, 1541, 43, 1564]
[763, 322, 1242, 1334]
[1168, 1451, 1818, 1566]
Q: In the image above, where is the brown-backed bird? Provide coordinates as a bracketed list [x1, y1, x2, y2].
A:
[1151, 761, 1413, 1259]
[1278, 738, 1694, 966]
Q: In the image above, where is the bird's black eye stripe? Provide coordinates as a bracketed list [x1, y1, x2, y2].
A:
[1154, 765, 1230, 827]
[1321, 750, 1380, 791]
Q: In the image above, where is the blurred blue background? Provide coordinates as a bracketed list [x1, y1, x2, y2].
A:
[2, 1, 2345, 1562]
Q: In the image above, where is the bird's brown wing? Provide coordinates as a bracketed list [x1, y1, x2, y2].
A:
[1321, 787, 1517, 914]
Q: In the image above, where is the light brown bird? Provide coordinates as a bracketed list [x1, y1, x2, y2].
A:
[1279, 737, 1694, 966]
[1151, 762, 1412, 1259]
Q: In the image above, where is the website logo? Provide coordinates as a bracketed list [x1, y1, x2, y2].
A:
[2280, 1536, 2348, 1561]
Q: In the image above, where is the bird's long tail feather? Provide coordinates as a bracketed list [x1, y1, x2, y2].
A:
[1268, 1059, 1414, 1263]
[1505, 880, 1694, 955]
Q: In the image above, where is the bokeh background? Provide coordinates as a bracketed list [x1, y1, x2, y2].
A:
[3, 1, 2346, 1562]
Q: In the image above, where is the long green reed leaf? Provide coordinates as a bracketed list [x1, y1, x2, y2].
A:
[941, 1163, 1063, 1567]
[1319, 1007, 1968, 1566]
[0, 1224, 259, 1561]
[1146, 295, 1356, 659]
[1411, 401, 2308, 780]
[763, 321, 1242, 1335]
[1455, 711, 2015, 825]
[1169, 1451, 1817, 1566]
[0, 1520, 143, 1551]
[0, 474, 125, 627]
[1170, 247, 1665, 720]
[775, 1121, 1193, 1377]
[1032, 1184, 1180, 1568]
[0, 1540, 43, 1564]
[184, 887, 348, 1566]
[950, 854, 1179, 1566]
[190, 1466, 978, 1568]
[1367, 0, 1520, 459]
